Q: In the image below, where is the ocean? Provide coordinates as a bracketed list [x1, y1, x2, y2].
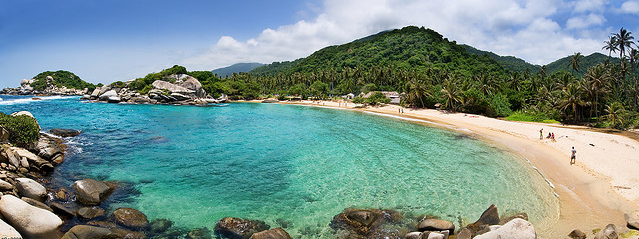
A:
[0, 95, 557, 238]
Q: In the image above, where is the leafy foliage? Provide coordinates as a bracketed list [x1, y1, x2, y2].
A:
[31, 70, 96, 92]
[0, 113, 40, 146]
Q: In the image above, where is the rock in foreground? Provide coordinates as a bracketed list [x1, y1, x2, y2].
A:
[214, 217, 270, 239]
[61, 225, 116, 239]
[474, 218, 536, 239]
[0, 195, 62, 239]
[73, 178, 114, 205]
[113, 207, 149, 229]
[249, 228, 292, 239]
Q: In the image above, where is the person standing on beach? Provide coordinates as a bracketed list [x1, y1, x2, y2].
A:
[570, 147, 576, 165]
[540, 128, 543, 140]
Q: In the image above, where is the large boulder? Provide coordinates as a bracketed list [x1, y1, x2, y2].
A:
[249, 228, 292, 239]
[10, 147, 54, 172]
[569, 229, 587, 239]
[15, 177, 47, 201]
[0, 218, 22, 239]
[73, 179, 114, 205]
[33, 133, 64, 164]
[176, 74, 206, 98]
[0, 195, 63, 239]
[456, 228, 472, 239]
[466, 204, 500, 235]
[474, 218, 535, 239]
[49, 128, 81, 137]
[152, 80, 194, 95]
[61, 225, 116, 239]
[417, 218, 455, 235]
[113, 207, 149, 229]
[214, 217, 270, 239]
[99, 90, 119, 102]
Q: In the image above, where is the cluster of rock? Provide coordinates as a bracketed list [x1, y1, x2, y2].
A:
[0, 77, 87, 96]
[81, 74, 227, 105]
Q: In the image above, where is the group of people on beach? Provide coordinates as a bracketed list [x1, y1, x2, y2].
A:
[540, 128, 576, 165]
[539, 128, 556, 142]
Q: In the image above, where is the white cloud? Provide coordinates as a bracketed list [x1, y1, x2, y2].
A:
[573, 0, 606, 13]
[620, 1, 639, 14]
[566, 13, 606, 29]
[183, 0, 613, 69]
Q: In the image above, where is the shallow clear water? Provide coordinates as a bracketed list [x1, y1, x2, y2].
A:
[0, 95, 557, 238]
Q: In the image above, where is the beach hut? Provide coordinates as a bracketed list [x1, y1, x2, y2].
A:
[345, 93, 355, 99]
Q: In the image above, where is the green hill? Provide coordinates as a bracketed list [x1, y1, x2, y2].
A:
[211, 63, 264, 78]
[251, 26, 508, 77]
[462, 45, 541, 73]
[30, 70, 96, 91]
[544, 52, 619, 78]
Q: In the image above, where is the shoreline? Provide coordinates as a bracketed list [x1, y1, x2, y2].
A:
[271, 99, 639, 238]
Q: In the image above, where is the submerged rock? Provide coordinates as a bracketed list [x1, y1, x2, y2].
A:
[329, 208, 402, 238]
[113, 207, 149, 229]
[49, 128, 81, 137]
[149, 219, 173, 234]
[569, 229, 587, 239]
[186, 227, 212, 239]
[214, 217, 270, 239]
[0, 195, 62, 239]
[73, 178, 114, 205]
[77, 206, 106, 220]
[249, 228, 292, 239]
[61, 225, 116, 239]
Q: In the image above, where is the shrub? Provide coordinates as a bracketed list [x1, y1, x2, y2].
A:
[486, 93, 512, 117]
[366, 92, 391, 105]
[0, 113, 40, 146]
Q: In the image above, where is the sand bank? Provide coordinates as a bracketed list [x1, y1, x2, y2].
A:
[279, 100, 639, 237]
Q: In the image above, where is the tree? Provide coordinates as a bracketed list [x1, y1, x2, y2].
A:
[569, 52, 583, 73]
[558, 83, 587, 122]
[612, 28, 636, 75]
[602, 36, 617, 63]
[603, 102, 626, 129]
[403, 77, 431, 108]
[583, 64, 610, 121]
[441, 77, 462, 111]
[309, 81, 329, 99]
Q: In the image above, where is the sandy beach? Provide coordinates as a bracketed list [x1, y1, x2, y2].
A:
[279, 99, 639, 238]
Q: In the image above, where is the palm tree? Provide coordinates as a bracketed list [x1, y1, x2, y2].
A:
[569, 52, 583, 73]
[584, 64, 610, 122]
[474, 74, 494, 96]
[441, 77, 462, 111]
[613, 28, 636, 76]
[602, 36, 617, 63]
[603, 102, 626, 129]
[558, 83, 587, 122]
[404, 77, 431, 108]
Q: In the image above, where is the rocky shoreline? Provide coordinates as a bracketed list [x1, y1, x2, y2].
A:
[1, 73, 229, 106]
[1, 112, 638, 238]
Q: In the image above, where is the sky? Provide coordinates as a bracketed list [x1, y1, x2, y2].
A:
[1, 0, 638, 88]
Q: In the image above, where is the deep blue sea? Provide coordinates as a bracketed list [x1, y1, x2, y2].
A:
[0, 95, 557, 238]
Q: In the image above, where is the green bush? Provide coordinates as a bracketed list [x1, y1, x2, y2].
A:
[486, 93, 512, 117]
[506, 111, 560, 123]
[365, 92, 391, 105]
[0, 113, 40, 146]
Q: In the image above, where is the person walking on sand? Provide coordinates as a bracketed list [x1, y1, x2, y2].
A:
[551, 133, 555, 142]
[570, 147, 576, 165]
[539, 128, 543, 140]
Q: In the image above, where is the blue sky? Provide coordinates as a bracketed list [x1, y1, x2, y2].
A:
[1, 0, 638, 88]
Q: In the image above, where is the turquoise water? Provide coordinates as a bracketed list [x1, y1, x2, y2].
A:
[0, 95, 557, 238]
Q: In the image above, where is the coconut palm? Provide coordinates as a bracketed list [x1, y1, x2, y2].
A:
[558, 83, 587, 122]
[603, 102, 626, 129]
[602, 36, 617, 63]
[569, 52, 583, 73]
[441, 77, 462, 111]
[404, 77, 431, 108]
[584, 64, 610, 121]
